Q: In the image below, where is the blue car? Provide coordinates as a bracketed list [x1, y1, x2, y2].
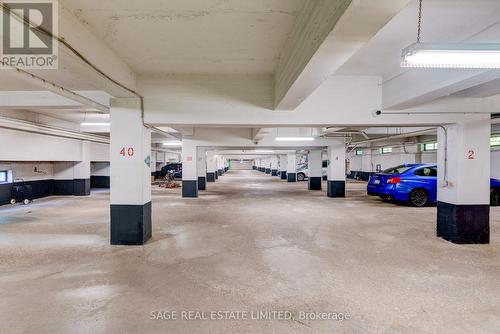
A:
[368, 164, 437, 206]
[368, 164, 500, 207]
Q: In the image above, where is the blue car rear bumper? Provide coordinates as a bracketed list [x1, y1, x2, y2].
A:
[367, 183, 413, 202]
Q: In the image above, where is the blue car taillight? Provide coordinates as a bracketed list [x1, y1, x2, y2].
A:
[387, 177, 402, 185]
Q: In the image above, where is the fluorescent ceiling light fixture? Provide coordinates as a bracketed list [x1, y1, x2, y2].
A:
[275, 137, 315, 141]
[80, 122, 109, 126]
[253, 150, 275, 153]
[162, 141, 182, 146]
[401, 43, 500, 69]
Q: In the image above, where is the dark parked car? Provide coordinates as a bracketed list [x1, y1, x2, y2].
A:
[492, 178, 500, 206]
[368, 164, 500, 207]
[160, 163, 182, 179]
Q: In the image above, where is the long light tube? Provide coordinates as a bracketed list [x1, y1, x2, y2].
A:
[81, 122, 110, 126]
[275, 137, 315, 142]
[163, 141, 182, 146]
[401, 43, 500, 69]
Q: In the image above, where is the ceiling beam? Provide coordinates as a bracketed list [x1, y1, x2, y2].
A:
[382, 70, 500, 110]
[274, 0, 412, 110]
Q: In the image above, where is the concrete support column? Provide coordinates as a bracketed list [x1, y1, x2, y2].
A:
[217, 156, 224, 177]
[197, 148, 207, 191]
[75, 141, 91, 196]
[308, 149, 322, 190]
[287, 153, 297, 182]
[53, 141, 91, 196]
[206, 151, 217, 182]
[279, 155, 287, 180]
[327, 141, 346, 197]
[437, 118, 491, 244]
[110, 98, 152, 245]
[264, 158, 271, 174]
[271, 156, 279, 176]
[150, 150, 157, 181]
[181, 140, 198, 198]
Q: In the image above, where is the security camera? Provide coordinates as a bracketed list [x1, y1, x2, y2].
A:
[372, 110, 383, 117]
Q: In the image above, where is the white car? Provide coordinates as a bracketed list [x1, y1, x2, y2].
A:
[296, 161, 328, 181]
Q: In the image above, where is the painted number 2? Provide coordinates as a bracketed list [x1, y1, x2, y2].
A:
[119, 147, 134, 157]
[467, 149, 475, 160]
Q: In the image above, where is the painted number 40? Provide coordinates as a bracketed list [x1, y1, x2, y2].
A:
[119, 147, 134, 157]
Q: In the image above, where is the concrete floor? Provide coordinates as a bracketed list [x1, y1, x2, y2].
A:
[0, 170, 499, 334]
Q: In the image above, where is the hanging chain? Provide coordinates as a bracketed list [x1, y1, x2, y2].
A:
[417, 0, 423, 43]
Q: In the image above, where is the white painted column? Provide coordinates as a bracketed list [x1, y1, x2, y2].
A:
[279, 154, 287, 180]
[327, 140, 346, 197]
[206, 151, 217, 182]
[437, 117, 491, 244]
[308, 149, 322, 190]
[271, 156, 279, 176]
[110, 98, 152, 245]
[264, 158, 271, 174]
[286, 153, 297, 182]
[52, 141, 91, 196]
[181, 139, 198, 197]
[150, 149, 157, 180]
[197, 148, 207, 190]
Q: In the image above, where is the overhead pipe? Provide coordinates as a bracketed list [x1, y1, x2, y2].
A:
[1, 4, 178, 140]
[349, 128, 436, 146]
[1, 67, 110, 113]
[0, 116, 109, 144]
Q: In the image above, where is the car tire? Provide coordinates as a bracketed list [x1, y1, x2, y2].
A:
[491, 188, 500, 206]
[297, 173, 306, 181]
[10, 199, 16, 205]
[409, 189, 428, 207]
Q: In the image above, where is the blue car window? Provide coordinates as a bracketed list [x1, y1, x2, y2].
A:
[383, 165, 412, 174]
[414, 167, 437, 177]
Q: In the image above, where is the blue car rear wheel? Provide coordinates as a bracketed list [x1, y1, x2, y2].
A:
[409, 189, 428, 207]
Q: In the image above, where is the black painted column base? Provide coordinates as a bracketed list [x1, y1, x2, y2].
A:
[206, 172, 216, 182]
[217, 169, 223, 176]
[327, 180, 345, 197]
[265, 168, 271, 174]
[280, 171, 287, 180]
[74, 179, 91, 196]
[309, 177, 322, 190]
[198, 177, 206, 191]
[54, 179, 90, 196]
[287, 173, 297, 182]
[111, 201, 152, 245]
[271, 169, 278, 176]
[437, 202, 490, 244]
[253, 166, 256, 170]
[182, 180, 198, 198]
[215, 172, 218, 180]
[91, 175, 110, 189]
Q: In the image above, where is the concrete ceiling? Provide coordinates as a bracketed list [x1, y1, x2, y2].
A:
[62, 0, 306, 75]
[336, 0, 500, 82]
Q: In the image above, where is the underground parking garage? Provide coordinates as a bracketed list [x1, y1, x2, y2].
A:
[0, 0, 500, 333]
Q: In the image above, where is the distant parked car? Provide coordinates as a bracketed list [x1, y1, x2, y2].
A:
[160, 163, 182, 179]
[368, 164, 499, 207]
[296, 161, 328, 181]
[492, 178, 500, 206]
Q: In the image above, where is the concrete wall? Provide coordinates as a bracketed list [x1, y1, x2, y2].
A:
[0, 162, 54, 181]
[349, 146, 500, 180]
